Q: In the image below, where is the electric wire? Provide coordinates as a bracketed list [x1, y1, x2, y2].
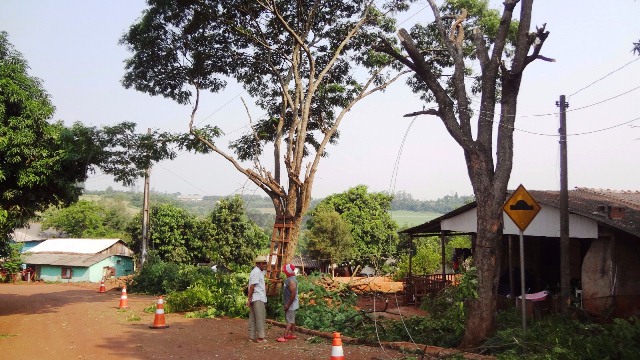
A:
[374, 115, 424, 354]
[568, 57, 640, 99]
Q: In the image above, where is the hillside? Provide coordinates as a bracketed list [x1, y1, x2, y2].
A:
[81, 189, 472, 228]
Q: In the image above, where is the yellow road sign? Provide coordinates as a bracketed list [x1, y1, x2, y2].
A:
[503, 184, 541, 231]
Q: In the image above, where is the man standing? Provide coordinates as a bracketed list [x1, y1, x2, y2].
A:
[276, 263, 299, 342]
[247, 255, 268, 343]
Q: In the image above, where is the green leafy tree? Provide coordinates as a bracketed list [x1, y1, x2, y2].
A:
[120, 0, 411, 266]
[127, 203, 203, 264]
[309, 185, 398, 267]
[41, 200, 132, 239]
[202, 196, 269, 270]
[0, 32, 179, 256]
[304, 209, 354, 276]
[375, 0, 551, 345]
[0, 243, 23, 281]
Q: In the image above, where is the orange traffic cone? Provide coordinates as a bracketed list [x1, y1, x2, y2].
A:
[118, 286, 129, 309]
[330, 332, 345, 360]
[97, 278, 106, 293]
[149, 296, 169, 329]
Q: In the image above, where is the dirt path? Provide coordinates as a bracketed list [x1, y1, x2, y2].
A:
[0, 283, 418, 360]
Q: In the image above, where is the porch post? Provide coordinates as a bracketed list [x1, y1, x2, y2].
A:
[440, 231, 446, 281]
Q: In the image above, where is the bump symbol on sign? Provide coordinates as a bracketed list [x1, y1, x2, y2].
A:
[503, 185, 541, 231]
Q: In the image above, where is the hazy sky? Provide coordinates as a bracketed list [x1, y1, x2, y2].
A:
[2, 1, 639, 201]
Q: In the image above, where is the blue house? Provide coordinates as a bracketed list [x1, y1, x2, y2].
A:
[23, 238, 135, 283]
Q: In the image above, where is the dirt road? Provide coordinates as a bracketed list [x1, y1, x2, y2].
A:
[0, 283, 418, 360]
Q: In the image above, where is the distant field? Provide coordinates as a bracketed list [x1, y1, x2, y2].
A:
[390, 210, 441, 227]
[252, 208, 438, 227]
[252, 207, 276, 214]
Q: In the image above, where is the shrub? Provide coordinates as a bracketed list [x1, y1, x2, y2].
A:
[128, 256, 248, 318]
[480, 312, 640, 359]
[295, 274, 361, 333]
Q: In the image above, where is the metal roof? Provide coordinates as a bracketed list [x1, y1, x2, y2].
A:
[22, 252, 116, 267]
[11, 223, 66, 242]
[291, 256, 322, 269]
[26, 239, 124, 254]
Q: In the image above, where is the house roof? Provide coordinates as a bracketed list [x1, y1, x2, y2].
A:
[11, 223, 66, 242]
[22, 252, 116, 267]
[291, 256, 322, 269]
[402, 188, 640, 238]
[26, 239, 125, 254]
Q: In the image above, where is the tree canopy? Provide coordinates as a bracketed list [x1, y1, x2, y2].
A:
[126, 197, 268, 269]
[41, 199, 132, 239]
[202, 196, 270, 270]
[120, 0, 411, 268]
[307, 185, 398, 267]
[303, 208, 354, 273]
[127, 203, 203, 264]
[0, 31, 181, 255]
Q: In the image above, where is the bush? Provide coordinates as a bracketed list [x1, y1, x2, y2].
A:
[295, 274, 361, 333]
[128, 256, 248, 318]
[480, 312, 640, 359]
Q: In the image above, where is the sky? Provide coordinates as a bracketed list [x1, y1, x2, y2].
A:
[1, 1, 639, 201]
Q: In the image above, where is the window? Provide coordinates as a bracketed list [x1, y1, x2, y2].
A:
[61, 267, 72, 279]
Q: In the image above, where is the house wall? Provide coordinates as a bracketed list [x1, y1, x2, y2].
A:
[442, 206, 598, 238]
[100, 242, 134, 257]
[582, 233, 640, 318]
[34, 256, 135, 283]
[19, 241, 43, 253]
[38, 265, 90, 282]
[89, 256, 135, 282]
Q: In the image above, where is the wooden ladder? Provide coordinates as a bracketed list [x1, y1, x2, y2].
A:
[266, 215, 292, 296]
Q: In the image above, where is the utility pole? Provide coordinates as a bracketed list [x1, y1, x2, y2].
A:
[141, 128, 151, 267]
[556, 95, 570, 313]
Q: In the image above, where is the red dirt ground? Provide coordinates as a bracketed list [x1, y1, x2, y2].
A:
[0, 282, 422, 360]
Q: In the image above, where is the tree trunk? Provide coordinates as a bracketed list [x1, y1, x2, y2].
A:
[461, 191, 504, 346]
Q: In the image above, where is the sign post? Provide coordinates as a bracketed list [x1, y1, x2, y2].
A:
[503, 184, 541, 332]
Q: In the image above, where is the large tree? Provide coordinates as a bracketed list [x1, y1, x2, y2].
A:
[120, 0, 410, 267]
[41, 199, 132, 239]
[307, 185, 398, 268]
[126, 203, 203, 264]
[304, 208, 354, 276]
[376, 0, 551, 346]
[202, 196, 270, 270]
[0, 31, 178, 256]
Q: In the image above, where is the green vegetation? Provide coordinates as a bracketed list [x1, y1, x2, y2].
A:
[127, 256, 248, 318]
[391, 191, 474, 214]
[395, 235, 471, 278]
[124, 197, 269, 268]
[304, 210, 354, 275]
[391, 210, 441, 228]
[481, 313, 640, 359]
[0, 243, 23, 282]
[127, 258, 640, 359]
[295, 274, 361, 333]
[306, 186, 399, 267]
[0, 32, 183, 256]
[41, 199, 131, 239]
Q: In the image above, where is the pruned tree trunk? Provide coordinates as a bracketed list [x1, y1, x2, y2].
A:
[376, 0, 550, 346]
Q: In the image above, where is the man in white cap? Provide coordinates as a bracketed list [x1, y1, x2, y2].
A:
[247, 255, 268, 343]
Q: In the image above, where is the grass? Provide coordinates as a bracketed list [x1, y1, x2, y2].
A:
[390, 210, 441, 227]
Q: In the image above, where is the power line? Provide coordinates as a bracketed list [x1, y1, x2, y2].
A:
[568, 57, 640, 99]
[513, 116, 640, 137]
